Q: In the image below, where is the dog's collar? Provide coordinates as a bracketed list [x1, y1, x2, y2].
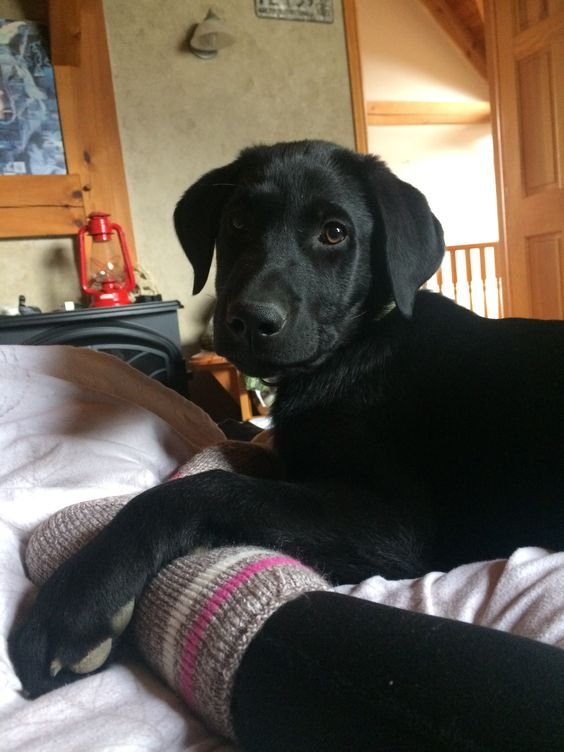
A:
[375, 301, 397, 321]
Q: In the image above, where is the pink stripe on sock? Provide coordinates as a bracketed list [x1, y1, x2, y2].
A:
[179, 555, 301, 707]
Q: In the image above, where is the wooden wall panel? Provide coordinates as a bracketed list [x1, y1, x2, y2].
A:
[517, 51, 559, 193]
[526, 232, 564, 317]
[515, 0, 548, 32]
[515, 0, 564, 32]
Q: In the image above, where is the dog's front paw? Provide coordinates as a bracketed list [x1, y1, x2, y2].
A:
[9, 551, 136, 699]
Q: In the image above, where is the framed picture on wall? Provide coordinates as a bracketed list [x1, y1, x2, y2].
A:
[0, 19, 66, 175]
[255, 0, 334, 24]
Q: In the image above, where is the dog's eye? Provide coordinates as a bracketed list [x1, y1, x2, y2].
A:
[230, 214, 245, 231]
[320, 221, 347, 245]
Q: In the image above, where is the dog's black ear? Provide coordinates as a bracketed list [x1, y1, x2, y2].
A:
[174, 162, 240, 294]
[365, 158, 445, 317]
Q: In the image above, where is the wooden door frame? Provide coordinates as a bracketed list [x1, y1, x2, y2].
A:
[342, 0, 368, 153]
[483, 0, 511, 314]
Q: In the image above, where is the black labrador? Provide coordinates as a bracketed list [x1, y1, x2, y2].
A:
[10, 139, 564, 698]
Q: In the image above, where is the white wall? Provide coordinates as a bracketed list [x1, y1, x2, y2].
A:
[357, 0, 498, 246]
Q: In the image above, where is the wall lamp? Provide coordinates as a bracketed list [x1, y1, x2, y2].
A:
[189, 9, 235, 59]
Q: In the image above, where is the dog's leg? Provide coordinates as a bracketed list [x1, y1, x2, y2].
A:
[9, 470, 426, 698]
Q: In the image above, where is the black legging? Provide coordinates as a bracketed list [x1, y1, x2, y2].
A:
[232, 592, 564, 752]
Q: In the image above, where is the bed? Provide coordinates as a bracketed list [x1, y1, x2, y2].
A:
[1, 344, 562, 751]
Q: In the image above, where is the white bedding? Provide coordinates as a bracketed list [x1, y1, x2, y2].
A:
[0, 345, 233, 752]
[0, 344, 562, 751]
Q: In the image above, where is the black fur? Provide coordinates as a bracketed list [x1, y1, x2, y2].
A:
[9, 140, 564, 698]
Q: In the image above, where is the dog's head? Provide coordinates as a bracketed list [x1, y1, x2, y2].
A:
[174, 140, 444, 377]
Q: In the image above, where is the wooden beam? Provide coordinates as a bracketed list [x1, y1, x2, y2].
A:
[53, 0, 137, 260]
[342, 0, 368, 153]
[419, 0, 487, 79]
[48, 0, 81, 67]
[366, 100, 491, 125]
[0, 206, 86, 239]
[0, 174, 83, 209]
[0, 174, 85, 238]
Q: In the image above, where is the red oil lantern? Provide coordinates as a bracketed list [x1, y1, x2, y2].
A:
[78, 212, 136, 307]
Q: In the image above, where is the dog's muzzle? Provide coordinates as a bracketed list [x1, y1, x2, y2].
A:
[216, 299, 326, 378]
[226, 301, 288, 344]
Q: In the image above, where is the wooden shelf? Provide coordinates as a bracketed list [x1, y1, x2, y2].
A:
[366, 100, 491, 126]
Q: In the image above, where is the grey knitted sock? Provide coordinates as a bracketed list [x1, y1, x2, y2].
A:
[26, 439, 283, 586]
[135, 546, 329, 739]
[24, 442, 328, 741]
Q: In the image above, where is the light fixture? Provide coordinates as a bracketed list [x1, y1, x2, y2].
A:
[189, 9, 235, 59]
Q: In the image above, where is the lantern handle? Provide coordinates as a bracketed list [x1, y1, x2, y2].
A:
[111, 221, 137, 290]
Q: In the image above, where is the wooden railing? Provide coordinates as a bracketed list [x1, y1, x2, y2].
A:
[425, 242, 504, 318]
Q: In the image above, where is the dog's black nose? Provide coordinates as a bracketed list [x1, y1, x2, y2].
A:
[227, 301, 287, 341]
